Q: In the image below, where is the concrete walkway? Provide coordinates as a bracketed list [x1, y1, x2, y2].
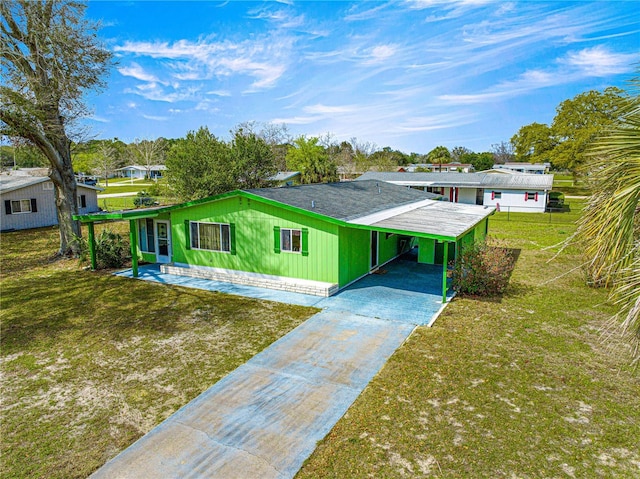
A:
[93, 260, 449, 478]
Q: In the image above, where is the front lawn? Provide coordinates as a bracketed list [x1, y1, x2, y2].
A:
[0, 227, 317, 478]
[297, 201, 640, 478]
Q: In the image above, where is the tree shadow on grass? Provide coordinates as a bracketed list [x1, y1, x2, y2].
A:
[0, 268, 258, 352]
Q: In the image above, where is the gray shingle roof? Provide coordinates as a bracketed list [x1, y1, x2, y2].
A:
[0, 175, 103, 193]
[245, 180, 441, 221]
[356, 171, 554, 190]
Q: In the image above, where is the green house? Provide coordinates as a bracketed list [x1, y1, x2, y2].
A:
[74, 180, 495, 302]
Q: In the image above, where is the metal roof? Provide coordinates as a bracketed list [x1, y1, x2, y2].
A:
[0, 176, 103, 194]
[356, 171, 554, 190]
[269, 171, 300, 182]
[245, 180, 441, 221]
[350, 200, 495, 238]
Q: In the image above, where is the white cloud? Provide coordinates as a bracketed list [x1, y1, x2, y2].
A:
[89, 115, 110, 123]
[142, 114, 168, 121]
[118, 62, 163, 83]
[269, 115, 322, 125]
[303, 104, 357, 115]
[114, 35, 293, 91]
[366, 45, 397, 64]
[563, 46, 636, 76]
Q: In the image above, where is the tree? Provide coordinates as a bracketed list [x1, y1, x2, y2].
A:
[451, 146, 472, 162]
[92, 142, 117, 187]
[165, 127, 233, 201]
[229, 128, 277, 189]
[461, 152, 494, 171]
[510, 122, 555, 163]
[426, 146, 451, 169]
[131, 137, 166, 179]
[0, 0, 112, 255]
[551, 87, 624, 172]
[286, 136, 338, 184]
[491, 141, 515, 164]
[575, 78, 639, 364]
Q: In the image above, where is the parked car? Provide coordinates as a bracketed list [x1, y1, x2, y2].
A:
[76, 175, 98, 186]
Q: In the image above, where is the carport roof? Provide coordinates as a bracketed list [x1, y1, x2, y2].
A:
[349, 200, 495, 238]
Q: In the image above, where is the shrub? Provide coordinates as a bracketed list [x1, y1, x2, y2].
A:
[451, 240, 515, 296]
[78, 228, 129, 269]
[133, 190, 155, 207]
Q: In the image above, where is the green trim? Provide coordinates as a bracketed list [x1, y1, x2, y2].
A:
[273, 226, 281, 253]
[87, 222, 96, 270]
[184, 220, 191, 250]
[301, 228, 309, 256]
[442, 240, 449, 303]
[129, 219, 139, 278]
[229, 223, 237, 255]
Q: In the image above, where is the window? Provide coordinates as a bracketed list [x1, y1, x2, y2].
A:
[5, 199, 35, 214]
[43, 182, 54, 190]
[281, 228, 301, 253]
[190, 222, 231, 252]
[77, 194, 87, 208]
[491, 191, 502, 200]
[138, 218, 155, 253]
[525, 192, 538, 201]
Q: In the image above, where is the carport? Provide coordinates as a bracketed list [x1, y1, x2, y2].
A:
[349, 200, 496, 302]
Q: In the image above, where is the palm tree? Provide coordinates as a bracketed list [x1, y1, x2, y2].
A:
[576, 74, 640, 364]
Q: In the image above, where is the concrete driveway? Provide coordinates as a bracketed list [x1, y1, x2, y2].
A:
[90, 311, 415, 478]
[95, 259, 449, 478]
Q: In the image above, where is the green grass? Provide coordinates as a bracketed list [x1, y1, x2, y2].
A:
[297, 199, 640, 478]
[0, 227, 318, 479]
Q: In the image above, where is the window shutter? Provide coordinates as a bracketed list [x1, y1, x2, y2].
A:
[491, 191, 495, 200]
[524, 192, 528, 201]
[5, 200, 12, 215]
[80, 195, 86, 208]
[535, 192, 539, 202]
[229, 223, 236, 255]
[30, 198, 38, 212]
[184, 220, 191, 250]
[301, 228, 309, 256]
[273, 226, 281, 253]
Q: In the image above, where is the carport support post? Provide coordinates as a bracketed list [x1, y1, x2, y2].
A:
[442, 241, 449, 303]
[87, 222, 97, 271]
[129, 219, 138, 278]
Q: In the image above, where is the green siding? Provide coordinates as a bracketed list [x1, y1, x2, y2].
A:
[418, 238, 436, 264]
[170, 196, 340, 283]
[378, 232, 400, 265]
[338, 227, 370, 286]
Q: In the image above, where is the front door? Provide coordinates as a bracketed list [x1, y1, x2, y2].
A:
[155, 220, 171, 263]
[475, 188, 484, 205]
[370, 231, 379, 269]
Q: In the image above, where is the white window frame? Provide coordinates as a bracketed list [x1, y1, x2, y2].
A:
[281, 228, 302, 253]
[493, 191, 502, 199]
[526, 192, 536, 201]
[190, 221, 231, 253]
[10, 199, 32, 214]
[42, 182, 54, 191]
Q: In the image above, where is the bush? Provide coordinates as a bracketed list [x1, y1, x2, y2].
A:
[78, 228, 129, 269]
[451, 240, 515, 296]
[133, 190, 155, 207]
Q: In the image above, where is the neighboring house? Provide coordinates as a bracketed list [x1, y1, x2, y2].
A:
[492, 162, 550, 174]
[117, 165, 166, 179]
[401, 163, 475, 173]
[1, 176, 101, 231]
[357, 171, 554, 213]
[269, 171, 301, 187]
[75, 180, 494, 301]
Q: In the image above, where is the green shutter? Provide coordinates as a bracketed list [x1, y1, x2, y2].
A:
[301, 228, 309, 256]
[229, 223, 236, 255]
[273, 226, 281, 253]
[184, 220, 191, 250]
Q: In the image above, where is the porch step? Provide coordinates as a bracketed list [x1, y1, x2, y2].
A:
[160, 263, 340, 297]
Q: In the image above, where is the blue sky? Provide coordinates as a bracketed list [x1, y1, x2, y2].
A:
[85, 0, 639, 154]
